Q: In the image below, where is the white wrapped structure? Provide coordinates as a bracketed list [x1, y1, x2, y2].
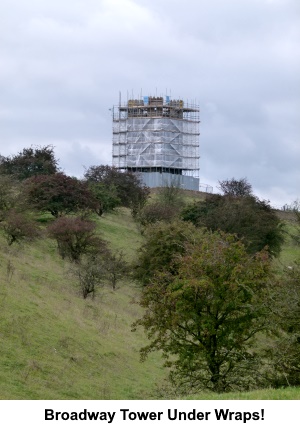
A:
[112, 96, 200, 190]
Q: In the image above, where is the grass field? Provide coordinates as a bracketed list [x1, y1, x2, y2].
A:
[0, 208, 167, 399]
[184, 387, 300, 400]
[0, 203, 299, 400]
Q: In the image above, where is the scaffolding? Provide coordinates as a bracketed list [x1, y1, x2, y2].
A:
[112, 95, 200, 190]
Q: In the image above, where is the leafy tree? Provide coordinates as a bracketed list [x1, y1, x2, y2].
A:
[0, 145, 59, 180]
[134, 220, 199, 286]
[87, 182, 121, 216]
[25, 173, 97, 217]
[84, 165, 150, 215]
[1, 209, 40, 245]
[218, 177, 253, 197]
[133, 230, 273, 393]
[47, 216, 106, 262]
[182, 194, 284, 257]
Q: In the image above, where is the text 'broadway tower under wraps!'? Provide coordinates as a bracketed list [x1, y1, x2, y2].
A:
[112, 94, 200, 191]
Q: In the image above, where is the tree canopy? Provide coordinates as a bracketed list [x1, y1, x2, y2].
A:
[0, 145, 59, 180]
[84, 165, 150, 215]
[47, 216, 106, 262]
[25, 173, 97, 217]
[181, 193, 284, 257]
[218, 177, 253, 197]
[134, 220, 199, 286]
[134, 230, 274, 393]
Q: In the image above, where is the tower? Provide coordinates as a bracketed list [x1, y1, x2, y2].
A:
[112, 94, 200, 190]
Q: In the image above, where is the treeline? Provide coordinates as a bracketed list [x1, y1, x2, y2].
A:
[0, 145, 299, 395]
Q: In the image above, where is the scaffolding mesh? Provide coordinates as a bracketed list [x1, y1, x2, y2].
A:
[112, 97, 200, 175]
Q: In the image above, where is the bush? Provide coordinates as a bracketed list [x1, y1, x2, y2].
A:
[137, 202, 178, 228]
[71, 255, 107, 299]
[182, 194, 284, 257]
[156, 183, 185, 207]
[47, 217, 106, 262]
[217, 177, 253, 197]
[1, 209, 40, 245]
[103, 250, 129, 290]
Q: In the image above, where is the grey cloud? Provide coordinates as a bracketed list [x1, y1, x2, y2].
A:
[0, 0, 299, 207]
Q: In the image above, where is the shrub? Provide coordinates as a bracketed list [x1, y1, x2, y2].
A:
[47, 216, 106, 262]
[71, 255, 107, 299]
[103, 250, 129, 290]
[1, 209, 40, 245]
[137, 202, 178, 228]
[182, 194, 284, 257]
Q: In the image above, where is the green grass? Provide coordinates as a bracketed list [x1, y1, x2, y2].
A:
[96, 208, 143, 259]
[0, 209, 166, 399]
[0, 204, 299, 399]
[277, 220, 300, 265]
[184, 387, 300, 400]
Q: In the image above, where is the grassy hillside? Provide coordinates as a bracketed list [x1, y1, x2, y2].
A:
[0, 201, 299, 400]
[0, 208, 167, 399]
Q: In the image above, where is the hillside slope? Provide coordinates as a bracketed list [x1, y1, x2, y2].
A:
[0, 208, 166, 399]
[0, 203, 299, 399]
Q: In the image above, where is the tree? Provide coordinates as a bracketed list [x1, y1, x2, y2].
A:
[181, 194, 284, 257]
[0, 145, 59, 180]
[133, 230, 273, 393]
[134, 220, 200, 287]
[87, 182, 121, 216]
[47, 216, 106, 262]
[103, 250, 129, 290]
[25, 173, 97, 217]
[71, 250, 128, 298]
[1, 209, 40, 245]
[84, 165, 150, 215]
[218, 177, 253, 197]
[72, 255, 107, 299]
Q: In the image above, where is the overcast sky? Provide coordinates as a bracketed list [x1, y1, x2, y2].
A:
[0, 0, 299, 207]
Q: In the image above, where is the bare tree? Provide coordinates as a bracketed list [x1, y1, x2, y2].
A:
[218, 177, 253, 197]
